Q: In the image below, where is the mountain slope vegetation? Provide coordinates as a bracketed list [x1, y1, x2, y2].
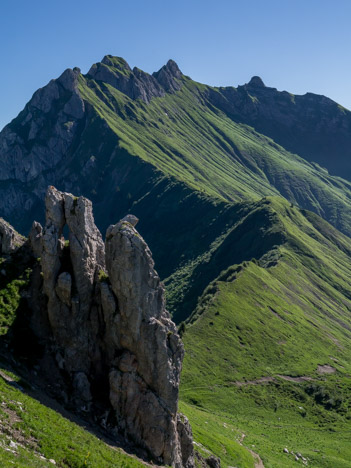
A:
[181, 198, 351, 467]
[77, 62, 351, 238]
[2, 56, 351, 246]
[3, 55, 351, 322]
[0, 361, 146, 468]
[1, 56, 351, 466]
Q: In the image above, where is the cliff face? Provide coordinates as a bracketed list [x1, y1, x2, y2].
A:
[27, 186, 194, 467]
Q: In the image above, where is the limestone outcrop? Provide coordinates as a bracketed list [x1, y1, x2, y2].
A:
[28, 186, 194, 467]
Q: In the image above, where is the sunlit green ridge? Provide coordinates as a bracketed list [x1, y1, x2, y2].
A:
[181, 198, 351, 467]
[78, 69, 351, 237]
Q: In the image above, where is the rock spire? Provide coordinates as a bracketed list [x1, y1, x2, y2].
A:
[28, 186, 194, 467]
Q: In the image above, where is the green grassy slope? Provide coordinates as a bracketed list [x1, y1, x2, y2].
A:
[180, 197, 351, 467]
[77, 70, 351, 238]
[164, 198, 285, 322]
[0, 364, 145, 468]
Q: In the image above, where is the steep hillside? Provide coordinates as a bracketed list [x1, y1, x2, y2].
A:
[2, 196, 351, 467]
[0, 197, 257, 468]
[0, 362, 146, 468]
[207, 76, 351, 180]
[1, 56, 351, 245]
[181, 197, 351, 467]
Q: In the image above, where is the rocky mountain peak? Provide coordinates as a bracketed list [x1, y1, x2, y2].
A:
[153, 59, 183, 92]
[247, 75, 266, 88]
[87, 55, 184, 102]
[0, 218, 25, 254]
[165, 59, 183, 77]
[88, 55, 165, 103]
[56, 67, 81, 92]
[0, 62, 85, 191]
[25, 186, 194, 467]
[101, 54, 132, 73]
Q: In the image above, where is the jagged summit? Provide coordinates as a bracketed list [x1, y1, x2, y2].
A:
[153, 59, 183, 92]
[87, 55, 184, 102]
[155, 58, 183, 78]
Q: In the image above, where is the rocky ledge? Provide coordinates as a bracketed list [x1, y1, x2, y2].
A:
[22, 186, 194, 466]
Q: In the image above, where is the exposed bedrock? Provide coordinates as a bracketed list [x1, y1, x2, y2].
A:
[28, 186, 194, 467]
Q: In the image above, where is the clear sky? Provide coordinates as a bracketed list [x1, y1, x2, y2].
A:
[1, 0, 351, 130]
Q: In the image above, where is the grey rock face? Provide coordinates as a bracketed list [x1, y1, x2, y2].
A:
[177, 414, 195, 468]
[0, 68, 84, 184]
[205, 455, 221, 468]
[55, 272, 72, 307]
[88, 55, 184, 103]
[105, 219, 186, 464]
[120, 214, 139, 227]
[0, 56, 185, 233]
[33, 187, 105, 376]
[153, 59, 183, 93]
[73, 372, 92, 403]
[29, 221, 43, 257]
[29, 186, 193, 467]
[0, 217, 25, 254]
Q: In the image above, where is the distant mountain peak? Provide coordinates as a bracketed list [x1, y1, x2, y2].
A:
[56, 67, 81, 92]
[86, 55, 184, 102]
[247, 75, 266, 88]
[164, 59, 183, 77]
[153, 59, 183, 92]
[101, 55, 132, 72]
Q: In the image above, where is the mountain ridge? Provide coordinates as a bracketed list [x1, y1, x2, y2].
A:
[181, 196, 351, 467]
[2, 56, 351, 236]
[1, 55, 351, 467]
[3, 54, 351, 324]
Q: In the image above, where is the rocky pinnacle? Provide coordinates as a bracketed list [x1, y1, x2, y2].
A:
[28, 186, 194, 467]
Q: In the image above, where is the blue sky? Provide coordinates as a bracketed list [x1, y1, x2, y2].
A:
[1, 0, 351, 130]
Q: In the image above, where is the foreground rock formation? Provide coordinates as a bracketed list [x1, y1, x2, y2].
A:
[27, 186, 194, 467]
